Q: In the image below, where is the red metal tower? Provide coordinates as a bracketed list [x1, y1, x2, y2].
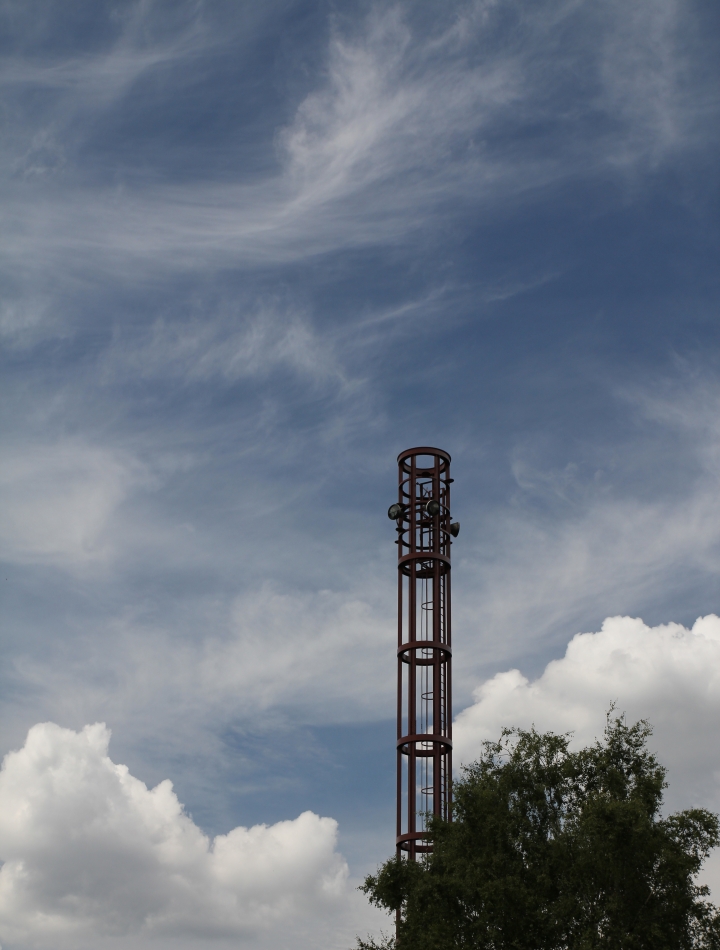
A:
[389, 447, 458, 859]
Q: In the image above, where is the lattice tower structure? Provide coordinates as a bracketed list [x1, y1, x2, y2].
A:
[392, 447, 456, 859]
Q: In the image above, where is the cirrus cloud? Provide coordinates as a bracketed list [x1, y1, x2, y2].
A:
[0, 442, 155, 567]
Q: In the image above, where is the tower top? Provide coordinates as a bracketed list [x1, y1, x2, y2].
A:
[396, 446, 451, 464]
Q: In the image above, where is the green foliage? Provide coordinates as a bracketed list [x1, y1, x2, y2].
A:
[358, 715, 720, 949]
[354, 934, 396, 950]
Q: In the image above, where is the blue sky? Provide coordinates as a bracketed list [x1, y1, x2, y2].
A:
[1, 1, 719, 947]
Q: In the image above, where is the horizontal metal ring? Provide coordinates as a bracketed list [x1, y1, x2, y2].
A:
[397, 641, 451, 665]
[398, 552, 451, 577]
[397, 446, 451, 465]
[397, 734, 452, 756]
[396, 831, 434, 852]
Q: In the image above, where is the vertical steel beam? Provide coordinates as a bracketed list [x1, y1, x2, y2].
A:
[392, 447, 455, 859]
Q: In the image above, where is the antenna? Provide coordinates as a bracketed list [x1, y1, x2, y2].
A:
[390, 447, 457, 859]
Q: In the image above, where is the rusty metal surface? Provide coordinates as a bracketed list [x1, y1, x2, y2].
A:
[391, 447, 455, 860]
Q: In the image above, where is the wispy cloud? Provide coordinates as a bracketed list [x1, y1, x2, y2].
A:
[0, 0, 708, 294]
[8, 372, 720, 760]
[99, 302, 351, 389]
[0, 0, 210, 103]
[8, 579, 395, 759]
[451, 374, 720, 688]
[0, 441, 156, 566]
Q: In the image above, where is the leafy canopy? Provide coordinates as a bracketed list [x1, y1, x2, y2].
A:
[358, 716, 720, 949]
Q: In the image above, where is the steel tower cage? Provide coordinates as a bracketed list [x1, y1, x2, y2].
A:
[390, 447, 457, 859]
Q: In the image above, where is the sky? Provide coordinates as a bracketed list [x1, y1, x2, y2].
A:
[0, 0, 719, 947]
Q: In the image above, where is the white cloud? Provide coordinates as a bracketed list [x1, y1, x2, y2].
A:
[0, 297, 54, 345]
[16, 619, 714, 948]
[0, 0, 706, 290]
[0, 442, 156, 566]
[0, 722, 350, 948]
[279, 0, 706, 211]
[279, 6, 520, 212]
[7, 378, 720, 758]
[9, 582, 395, 748]
[597, 0, 687, 164]
[453, 613, 720, 898]
[449, 377, 720, 688]
[202, 584, 395, 720]
[0, 3, 209, 109]
[453, 614, 720, 898]
[454, 614, 720, 811]
[100, 303, 350, 389]
[453, 483, 720, 680]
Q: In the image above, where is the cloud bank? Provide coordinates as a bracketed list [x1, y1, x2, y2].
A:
[0, 722, 349, 948]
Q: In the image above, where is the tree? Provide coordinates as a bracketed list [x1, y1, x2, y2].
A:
[357, 715, 720, 949]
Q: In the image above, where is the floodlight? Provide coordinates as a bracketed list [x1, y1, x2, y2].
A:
[388, 503, 404, 520]
[449, 522, 460, 537]
[425, 499, 441, 516]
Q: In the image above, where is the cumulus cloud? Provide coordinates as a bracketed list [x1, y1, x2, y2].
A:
[0, 722, 349, 948]
[454, 614, 720, 812]
[453, 613, 720, 897]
